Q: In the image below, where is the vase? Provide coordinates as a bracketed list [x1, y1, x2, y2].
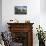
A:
[39, 40, 45, 46]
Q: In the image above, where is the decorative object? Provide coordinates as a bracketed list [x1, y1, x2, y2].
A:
[9, 19, 19, 23]
[15, 6, 27, 14]
[36, 25, 45, 46]
[25, 20, 30, 23]
[10, 20, 13, 21]
[0, 32, 5, 46]
[1, 31, 12, 46]
[44, 31, 46, 41]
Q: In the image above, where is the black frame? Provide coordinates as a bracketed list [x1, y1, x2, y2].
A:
[15, 6, 27, 14]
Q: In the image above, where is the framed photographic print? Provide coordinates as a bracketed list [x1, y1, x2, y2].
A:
[15, 6, 27, 14]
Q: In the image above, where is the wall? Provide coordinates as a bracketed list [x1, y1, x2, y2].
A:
[0, 0, 2, 32]
[2, 0, 40, 31]
[2, 0, 46, 46]
[40, 0, 46, 31]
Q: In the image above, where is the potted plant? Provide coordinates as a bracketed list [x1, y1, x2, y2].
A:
[36, 25, 45, 46]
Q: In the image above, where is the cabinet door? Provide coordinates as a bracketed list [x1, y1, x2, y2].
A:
[11, 31, 33, 46]
[11, 32, 28, 46]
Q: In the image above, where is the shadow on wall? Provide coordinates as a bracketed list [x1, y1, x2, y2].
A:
[40, 0, 46, 13]
[0, 0, 2, 32]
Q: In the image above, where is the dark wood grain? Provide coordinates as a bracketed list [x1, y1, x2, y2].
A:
[7, 23, 34, 46]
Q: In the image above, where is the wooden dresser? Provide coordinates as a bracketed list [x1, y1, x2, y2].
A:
[7, 23, 34, 46]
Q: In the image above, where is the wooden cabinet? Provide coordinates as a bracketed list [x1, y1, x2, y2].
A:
[7, 23, 34, 46]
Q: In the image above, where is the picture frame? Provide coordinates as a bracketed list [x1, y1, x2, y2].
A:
[15, 6, 27, 14]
